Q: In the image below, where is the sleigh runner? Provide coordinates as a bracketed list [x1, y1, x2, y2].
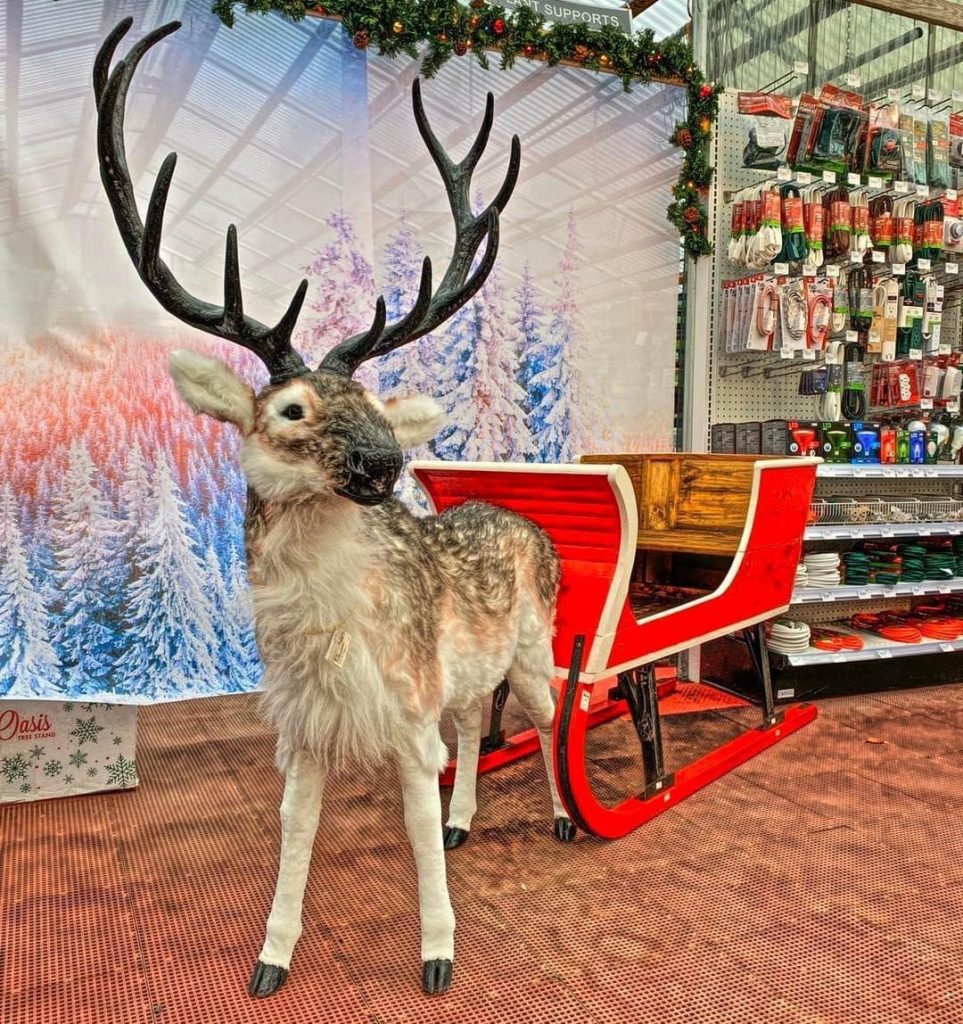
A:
[412, 453, 821, 840]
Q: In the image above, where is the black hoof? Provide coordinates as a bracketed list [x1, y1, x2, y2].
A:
[443, 826, 469, 850]
[248, 960, 289, 998]
[422, 958, 453, 995]
[553, 817, 577, 842]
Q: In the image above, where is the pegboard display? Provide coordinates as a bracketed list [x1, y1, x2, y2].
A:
[705, 91, 963, 433]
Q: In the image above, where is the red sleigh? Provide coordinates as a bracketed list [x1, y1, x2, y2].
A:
[412, 453, 821, 839]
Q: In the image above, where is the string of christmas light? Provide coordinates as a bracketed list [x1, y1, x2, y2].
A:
[211, 0, 718, 258]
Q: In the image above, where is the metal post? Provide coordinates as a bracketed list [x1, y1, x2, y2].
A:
[480, 679, 510, 755]
[619, 665, 674, 798]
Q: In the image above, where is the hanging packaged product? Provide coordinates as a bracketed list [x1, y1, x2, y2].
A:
[869, 194, 894, 249]
[928, 114, 951, 188]
[917, 201, 944, 266]
[864, 102, 902, 177]
[803, 185, 825, 268]
[850, 191, 871, 254]
[738, 92, 793, 170]
[899, 109, 917, 183]
[809, 84, 866, 176]
[747, 278, 780, 351]
[746, 188, 783, 268]
[949, 113, 963, 169]
[824, 186, 852, 259]
[944, 218, 963, 253]
[728, 198, 746, 264]
[891, 197, 916, 265]
[787, 93, 821, 169]
[897, 273, 926, 358]
[780, 278, 809, 352]
[805, 279, 832, 351]
[912, 112, 929, 186]
[778, 184, 808, 262]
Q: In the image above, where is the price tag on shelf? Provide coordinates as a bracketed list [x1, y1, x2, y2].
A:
[877, 649, 893, 659]
[921, 398, 934, 410]
[868, 175, 884, 191]
[895, 180, 910, 195]
[872, 250, 885, 263]
[858, 589, 873, 600]
[869, 330, 881, 345]
[777, 166, 792, 182]
[794, 61, 810, 76]
[850, 251, 865, 264]
[916, 184, 931, 198]
[797, 171, 813, 185]
[948, 188, 959, 201]
[847, 172, 861, 186]
[802, 264, 816, 277]
[912, 83, 925, 100]
[918, 526, 933, 536]
[941, 642, 956, 653]
[889, 89, 901, 102]
[947, 263, 959, 275]
[953, 90, 963, 104]
[939, 344, 952, 356]
[846, 330, 859, 342]
[826, 264, 840, 279]
[909, 348, 923, 360]
[845, 72, 861, 88]
[779, 346, 794, 359]
[823, 170, 837, 184]
[939, 585, 952, 595]
[924, 468, 940, 477]
[948, 400, 961, 414]
[891, 263, 906, 276]
[882, 587, 897, 598]
[802, 349, 816, 360]
[774, 262, 789, 276]
[918, 258, 932, 272]
[830, 653, 847, 664]
[912, 586, 926, 595]
[881, 529, 895, 538]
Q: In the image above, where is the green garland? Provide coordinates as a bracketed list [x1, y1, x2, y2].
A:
[212, 0, 718, 258]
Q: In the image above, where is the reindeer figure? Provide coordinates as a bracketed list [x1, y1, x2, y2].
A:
[95, 20, 574, 997]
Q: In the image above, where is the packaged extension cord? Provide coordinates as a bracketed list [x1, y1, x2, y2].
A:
[864, 102, 902, 178]
[928, 114, 950, 188]
[738, 92, 793, 171]
[949, 113, 963, 169]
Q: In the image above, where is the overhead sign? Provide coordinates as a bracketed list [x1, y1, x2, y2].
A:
[498, 1, 634, 35]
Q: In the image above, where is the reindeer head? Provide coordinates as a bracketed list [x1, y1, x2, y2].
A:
[94, 19, 520, 506]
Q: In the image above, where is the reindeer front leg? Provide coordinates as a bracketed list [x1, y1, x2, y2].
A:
[397, 740, 457, 995]
[249, 750, 325, 998]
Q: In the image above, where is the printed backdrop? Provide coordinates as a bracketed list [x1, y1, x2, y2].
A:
[0, 0, 685, 702]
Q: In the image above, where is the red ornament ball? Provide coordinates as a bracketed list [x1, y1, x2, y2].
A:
[699, 84, 714, 98]
[522, 43, 535, 57]
[683, 206, 701, 224]
[313, 3, 327, 13]
[353, 29, 370, 49]
[454, 40, 469, 56]
[492, 18, 506, 35]
[648, 52, 662, 65]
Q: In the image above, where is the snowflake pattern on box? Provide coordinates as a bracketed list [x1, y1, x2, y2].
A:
[0, 701, 137, 803]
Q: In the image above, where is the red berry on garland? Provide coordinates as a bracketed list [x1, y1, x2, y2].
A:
[683, 207, 701, 224]
[313, 3, 327, 13]
[353, 29, 370, 49]
[492, 18, 506, 35]
[454, 40, 469, 56]
[648, 52, 662, 65]
[700, 83, 714, 98]
[522, 43, 535, 57]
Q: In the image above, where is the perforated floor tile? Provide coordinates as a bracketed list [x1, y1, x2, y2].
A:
[2, 685, 963, 1023]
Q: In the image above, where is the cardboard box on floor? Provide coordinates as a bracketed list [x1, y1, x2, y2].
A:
[0, 700, 138, 803]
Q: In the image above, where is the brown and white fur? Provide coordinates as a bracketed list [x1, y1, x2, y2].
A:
[169, 349, 573, 998]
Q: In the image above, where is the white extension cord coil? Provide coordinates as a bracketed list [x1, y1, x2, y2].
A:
[768, 619, 812, 655]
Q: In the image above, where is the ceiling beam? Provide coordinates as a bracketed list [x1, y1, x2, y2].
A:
[844, 0, 963, 34]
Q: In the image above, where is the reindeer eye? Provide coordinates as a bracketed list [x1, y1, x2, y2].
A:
[281, 404, 304, 421]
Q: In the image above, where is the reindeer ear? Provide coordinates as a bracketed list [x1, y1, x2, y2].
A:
[169, 350, 255, 433]
[380, 395, 445, 449]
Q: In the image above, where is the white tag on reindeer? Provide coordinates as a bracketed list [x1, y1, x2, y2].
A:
[325, 630, 352, 668]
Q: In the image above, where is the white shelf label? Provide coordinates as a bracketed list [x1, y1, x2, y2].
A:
[845, 73, 861, 88]
[872, 250, 885, 263]
[826, 264, 841, 279]
[779, 346, 794, 359]
[912, 586, 926, 595]
[916, 184, 931, 198]
[889, 89, 901, 102]
[823, 170, 837, 184]
[882, 588, 897, 597]
[802, 349, 816, 360]
[797, 171, 813, 185]
[912, 83, 925, 100]
[802, 264, 817, 277]
[947, 263, 959, 276]
[895, 181, 910, 194]
[858, 589, 873, 599]
[777, 166, 792, 182]
[939, 585, 952, 595]
[909, 348, 923, 360]
[850, 251, 865, 264]
[949, 400, 961, 414]
[891, 263, 906, 275]
[881, 529, 895, 538]
[941, 642, 956, 653]
[868, 176, 884, 190]
[953, 90, 963, 103]
[918, 258, 932, 272]
[846, 330, 859, 342]
[794, 61, 810, 76]
[774, 262, 789, 276]
[877, 649, 893, 659]
[948, 188, 959, 201]
[921, 398, 934, 410]
[939, 344, 952, 356]
[847, 172, 861, 186]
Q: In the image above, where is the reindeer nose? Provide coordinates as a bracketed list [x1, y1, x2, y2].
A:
[346, 447, 403, 485]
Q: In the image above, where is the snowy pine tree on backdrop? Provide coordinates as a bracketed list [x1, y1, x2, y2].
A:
[49, 440, 121, 691]
[514, 262, 546, 456]
[0, 487, 59, 697]
[124, 451, 219, 697]
[529, 210, 590, 462]
[204, 546, 258, 689]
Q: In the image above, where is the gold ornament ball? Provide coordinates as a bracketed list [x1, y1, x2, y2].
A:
[599, 54, 611, 68]
[700, 117, 711, 133]
[393, 21, 404, 34]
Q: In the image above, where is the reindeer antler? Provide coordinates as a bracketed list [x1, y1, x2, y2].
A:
[94, 19, 311, 384]
[318, 79, 521, 378]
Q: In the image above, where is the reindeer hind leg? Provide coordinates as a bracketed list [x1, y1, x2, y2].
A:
[508, 628, 576, 843]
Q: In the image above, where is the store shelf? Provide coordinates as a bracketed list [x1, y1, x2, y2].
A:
[792, 579, 963, 604]
[816, 464, 963, 479]
[782, 631, 963, 667]
[804, 522, 963, 540]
